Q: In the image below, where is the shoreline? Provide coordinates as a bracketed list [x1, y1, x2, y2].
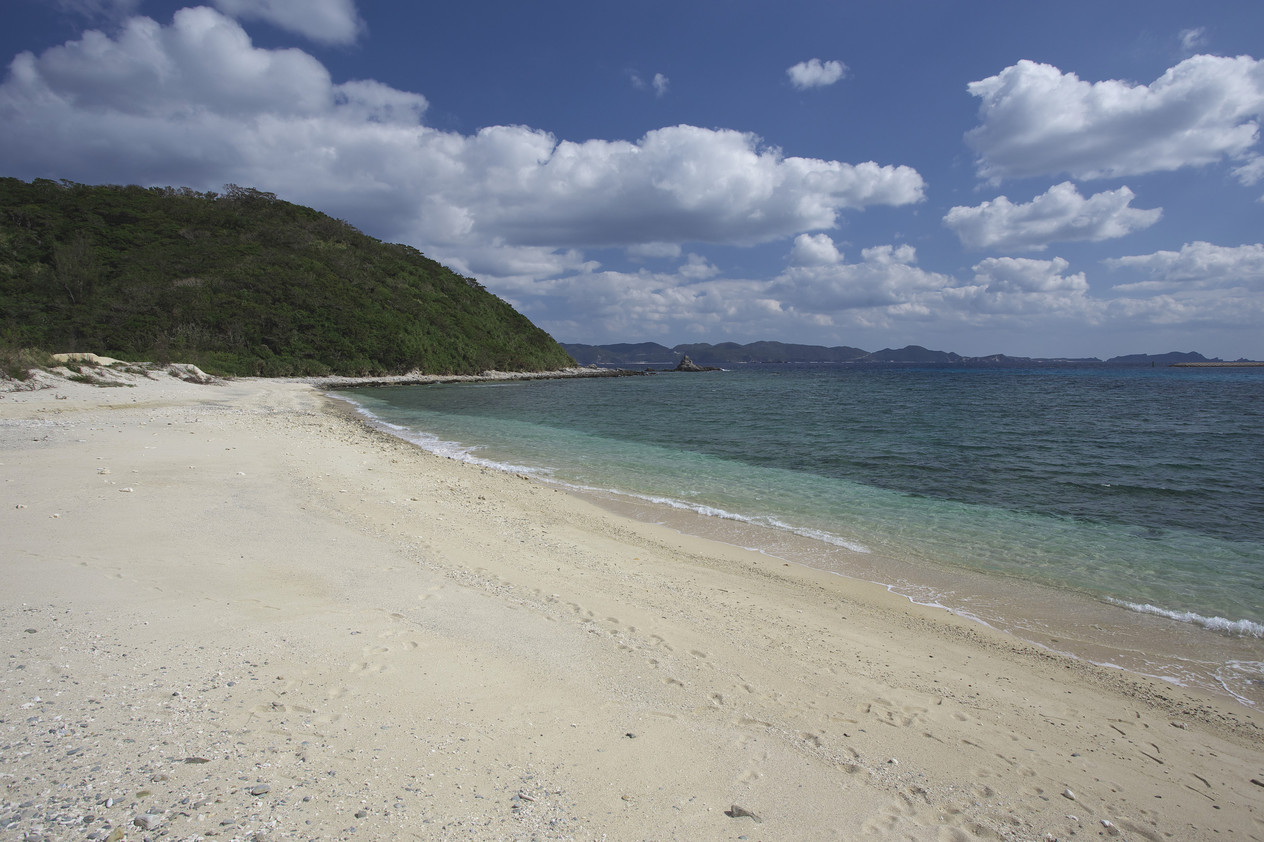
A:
[334, 380, 1264, 710]
[3, 367, 1263, 840]
[572, 487, 1264, 705]
[301, 366, 652, 390]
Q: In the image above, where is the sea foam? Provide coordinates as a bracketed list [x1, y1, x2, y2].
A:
[335, 395, 873, 554]
[1107, 598, 1264, 639]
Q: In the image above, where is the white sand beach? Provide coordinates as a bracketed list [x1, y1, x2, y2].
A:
[2, 366, 1262, 841]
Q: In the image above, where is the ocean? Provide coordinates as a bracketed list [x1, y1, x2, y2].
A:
[338, 364, 1264, 705]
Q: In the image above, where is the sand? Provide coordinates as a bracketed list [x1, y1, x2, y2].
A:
[2, 365, 1262, 841]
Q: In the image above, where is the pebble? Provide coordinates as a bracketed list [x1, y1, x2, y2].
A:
[728, 805, 763, 823]
[1062, 788, 1075, 801]
[249, 784, 271, 796]
[133, 813, 162, 830]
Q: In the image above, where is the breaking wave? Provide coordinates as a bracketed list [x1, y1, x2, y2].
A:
[1107, 598, 1264, 639]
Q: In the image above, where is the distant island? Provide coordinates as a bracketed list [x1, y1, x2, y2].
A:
[563, 342, 1260, 369]
[0, 178, 574, 377]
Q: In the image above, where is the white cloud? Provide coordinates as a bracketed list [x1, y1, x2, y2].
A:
[970, 256, 1088, 295]
[448, 244, 598, 291]
[0, 7, 924, 278]
[1180, 27, 1208, 53]
[626, 242, 683, 260]
[965, 55, 1264, 181]
[773, 246, 1100, 330]
[1103, 243, 1264, 329]
[515, 268, 791, 345]
[789, 233, 842, 266]
[3, 8, 346, 119]
[787, 59, 847, 90]
[51, 0, 141, 23]
[1232, 154, 1264, 186]
[903, 257, 1095, 324]
[511, 244, 970, 344]
[428, 124, 924, 251]
[943, 182, 1161, 251]
[628, 70, 670, 96]
[679, 253, 718, 280]
[506, 239, 1255, 349]
[775, 243, 950, 311]
[212, 0, 364, 45]
[1106, 242, 1264, 291]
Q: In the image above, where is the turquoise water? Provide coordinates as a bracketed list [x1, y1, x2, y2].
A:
[339, 365, 1264, 696]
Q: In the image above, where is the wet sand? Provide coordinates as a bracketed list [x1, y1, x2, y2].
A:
[578, 490, 1264, 710]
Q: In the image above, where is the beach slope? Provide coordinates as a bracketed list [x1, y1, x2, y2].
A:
[2, 370, 1261, 840]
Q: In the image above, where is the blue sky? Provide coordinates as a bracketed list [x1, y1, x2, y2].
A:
[3, 0, 1263, 359]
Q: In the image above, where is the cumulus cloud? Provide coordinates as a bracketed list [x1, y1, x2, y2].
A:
[529, 239, 1261, 347]
[494, 235, 1251, 347]
[787, 59, 848, 90]
[5, 8, 340, 117]
[431, 124, 925, 250]
[887, 256, 1093, 325]
[943, 182, 1161, 251]
[789, 233, 842, 266]
[775, 241, 951, 311]
[1103, 242, 1264, 329]
[652, 72, 669, 97]
[0, 7, 930, 271]
[1106, 242, 1264, 291]
[679, 253, 719, 280]
[965, 55, 1264, 181]
[970, 256, 1088, 295]
[765, 245, 1095, 331]
[518, 241, 977, 343]
[512, 267, 791, 345]
[212, 0, 364, 45]
[0, 7, 924, 275]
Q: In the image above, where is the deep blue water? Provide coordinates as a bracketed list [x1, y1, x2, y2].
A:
[341, 365, 1264, 641]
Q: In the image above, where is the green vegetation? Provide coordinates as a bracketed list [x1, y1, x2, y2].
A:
[66, 371, 131, 387]
[0, 346, 55, 381]
[0, 178, 574, 376]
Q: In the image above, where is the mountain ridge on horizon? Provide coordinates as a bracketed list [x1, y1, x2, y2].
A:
[561, 341, 1240, 368]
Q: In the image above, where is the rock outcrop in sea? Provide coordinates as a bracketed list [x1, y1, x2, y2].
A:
[672, 355, 719, 372]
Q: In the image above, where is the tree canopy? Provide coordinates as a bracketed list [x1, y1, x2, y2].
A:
[0, 178, 574, 376]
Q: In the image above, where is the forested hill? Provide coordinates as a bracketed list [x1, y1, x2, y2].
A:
[0, 178, 574, 376]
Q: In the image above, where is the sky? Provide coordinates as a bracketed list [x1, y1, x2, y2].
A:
[2, 0, 1263, 359]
